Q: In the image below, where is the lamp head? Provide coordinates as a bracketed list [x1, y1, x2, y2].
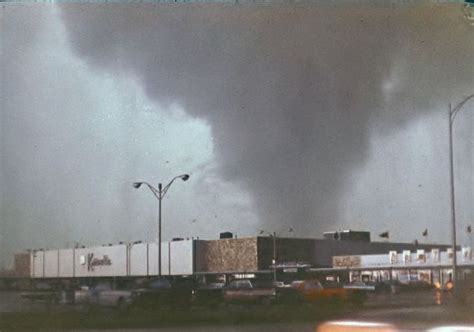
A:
[132, 182, 142, 189]
[181, 174, 190, 181]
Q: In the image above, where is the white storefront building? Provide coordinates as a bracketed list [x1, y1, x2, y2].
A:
[332, 247, 474, 286]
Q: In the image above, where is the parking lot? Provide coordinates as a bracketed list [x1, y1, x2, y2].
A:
[1, 289, 471, 331]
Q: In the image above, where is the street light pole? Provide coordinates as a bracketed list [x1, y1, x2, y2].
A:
[158, 183, 163, 277]
[272, 232, 277, 282]
[448, 94, 474, 293]
[448, 104, 458, 291]
[133, 174, 190, 277]
[259, 228, 293, 282]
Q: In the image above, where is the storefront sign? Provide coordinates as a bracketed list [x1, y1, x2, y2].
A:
[333, 256, 361, 268]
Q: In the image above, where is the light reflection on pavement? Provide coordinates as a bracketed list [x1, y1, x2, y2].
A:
[67, 324, 316, 332]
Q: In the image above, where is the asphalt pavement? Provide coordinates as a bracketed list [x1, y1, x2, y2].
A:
[1, 290, 473, 331]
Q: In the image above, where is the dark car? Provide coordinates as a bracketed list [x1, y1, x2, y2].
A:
[192, 282, 225, 307]
[400, 280, 435, 292]
[131, 277, 195, 310]
[222, 279, 277, 305]
[20, 282, 61, 304]
[372, 280, 433, 293]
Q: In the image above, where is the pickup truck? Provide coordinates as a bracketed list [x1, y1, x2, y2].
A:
[222, 279, 277, 305]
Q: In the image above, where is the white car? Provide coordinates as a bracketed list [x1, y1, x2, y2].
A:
[74, 284, 135, 310]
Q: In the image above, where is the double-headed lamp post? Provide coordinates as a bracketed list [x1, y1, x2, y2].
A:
[133, 174, 190, 277]
[448, 94, 474, 293]
[259, 228, 293, 282]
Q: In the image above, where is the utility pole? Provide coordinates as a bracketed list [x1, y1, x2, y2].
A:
[447, 94, 474, 295]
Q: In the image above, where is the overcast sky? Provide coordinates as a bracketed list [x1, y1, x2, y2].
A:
[1, 2, 473, 268]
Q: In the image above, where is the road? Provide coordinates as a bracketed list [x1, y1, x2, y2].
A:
[0, 290, 48, 313]
[59, 306, 474, 332]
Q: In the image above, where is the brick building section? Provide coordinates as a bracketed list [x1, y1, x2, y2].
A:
[195, 236, 455, 274]
[195, 237, 314, 273]
[14, 252, 31, 277]
[195, 238, 258, 273]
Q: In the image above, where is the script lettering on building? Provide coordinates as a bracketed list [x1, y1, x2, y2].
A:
[87, 253, 112, 271]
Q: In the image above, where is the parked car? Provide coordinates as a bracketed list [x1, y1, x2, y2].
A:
[272, 281, 286, 288]
[20, 282, 61, 304]
[192, 282, 224, 307]
[74, 285, 92, 305]
[399, 280, 435, 292]
[457, 273, 474, 303]
[131, 277, 195, 310]
[292, 279, 366, 304]
[222, 279, 277, 305]
[343, 280, 376, 292]
[74, 283, 135, 310]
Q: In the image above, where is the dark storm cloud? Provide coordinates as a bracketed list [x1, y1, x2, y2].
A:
[0, 7, 214, 262]
[58, 4, 473, 236]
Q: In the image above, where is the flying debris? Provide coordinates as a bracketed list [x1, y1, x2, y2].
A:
[379, 231, 389, 239]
